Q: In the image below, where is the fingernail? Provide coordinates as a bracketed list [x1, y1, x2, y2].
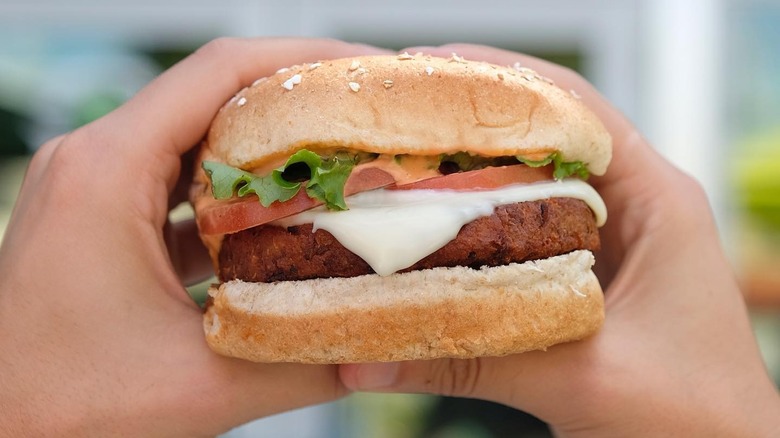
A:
[356, 362, 399, 390]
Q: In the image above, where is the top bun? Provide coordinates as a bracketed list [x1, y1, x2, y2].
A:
[207, 53, 611, 175]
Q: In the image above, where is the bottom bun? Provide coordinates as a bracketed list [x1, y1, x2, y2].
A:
[204, 250, 604, 364]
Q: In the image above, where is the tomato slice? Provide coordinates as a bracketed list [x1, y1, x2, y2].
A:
[198, 164, 552, 235]
[390, 164, 552, 191]
[198, 167, 395, 235]
[343, 167, 395, 195]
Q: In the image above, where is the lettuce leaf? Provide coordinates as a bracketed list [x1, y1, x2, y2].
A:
[202, 150, 356, 210]
[517, 152, 590, 180]
[305, 155, 353, 210]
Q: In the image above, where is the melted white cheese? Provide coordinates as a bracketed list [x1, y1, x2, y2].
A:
[274, 179, 606, 276]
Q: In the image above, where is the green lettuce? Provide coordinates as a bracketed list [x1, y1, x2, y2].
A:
[517, 152, 590, 180]
[202, 150, 356, 210]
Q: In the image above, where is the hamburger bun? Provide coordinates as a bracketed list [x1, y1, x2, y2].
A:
[204, 54, 610, 175]
[192, 53, 611, 364]
[205, 250, 602, 363]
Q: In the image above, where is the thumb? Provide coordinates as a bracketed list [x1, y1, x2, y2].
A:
[338, 342, 596, 422]
[339, 359, 484, 397]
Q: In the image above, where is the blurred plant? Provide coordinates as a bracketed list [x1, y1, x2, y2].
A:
[734, 130, 780, 232]
[72, 91, 127, 127]
[0, 106, 29, 156]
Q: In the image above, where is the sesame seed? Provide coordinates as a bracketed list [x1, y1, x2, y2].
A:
[540, 75, 555, 85]
[237, 97, 247, 107]
[448, 52, 466, 63]
[519, 70, 537, 81]
[383, 79, 394, 88]
[497, 72, 505, 80]
[308, 62, 322, 70]
[349, 82, 361, 92]
[282, 74, 302, 91]
[517, 67, 538, 76]
[349, 60, 361, 71]
[512, 61, 523, 71]
[252, 77, 268, 87]
[276, 67, 290, 74]
[397, 52, 414, 60]
[570, 89, 582, 99]
[425, 66, 434, 76]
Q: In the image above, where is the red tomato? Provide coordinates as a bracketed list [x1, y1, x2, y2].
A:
[198, 167, 396, 235]
[198, 164, 552, 235]
[390, 164, 552, 191]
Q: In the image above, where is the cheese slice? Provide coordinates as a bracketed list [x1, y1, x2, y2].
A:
[274, 179, 606, 276]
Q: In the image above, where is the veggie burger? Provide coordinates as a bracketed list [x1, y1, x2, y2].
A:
[191, 53, 612, 364]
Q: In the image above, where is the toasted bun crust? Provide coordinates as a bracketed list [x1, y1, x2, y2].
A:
[206, 54, 611, 175]
[203, 250, 604, 363]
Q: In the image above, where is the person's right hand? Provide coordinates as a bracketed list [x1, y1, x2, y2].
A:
[0, 37, 390, 437]
[340, 44, 780, 436]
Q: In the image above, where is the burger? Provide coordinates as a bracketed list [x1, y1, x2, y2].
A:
[190, 53, 611, 364]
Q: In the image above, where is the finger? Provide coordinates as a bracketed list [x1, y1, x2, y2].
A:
[339, 345, 586, 424]
[84, 38, 392, 226]
[163, 218, 214, 286]
[110, 38, 391, 173]
[3, 135, 64, 233]
[206, 359, 347, 434]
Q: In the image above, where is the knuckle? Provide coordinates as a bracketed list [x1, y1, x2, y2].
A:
[46, 130, 88, 172]
[38, 133, 81, 178]
[37, 136, 85, 198]
[27, 135, 64, 177]
[679, 172, 709, 204]
[426, 358, 482, 398]
[566, 348, 642, 417]
[37, 127, 108, 191]
[668, 171, 713, 223]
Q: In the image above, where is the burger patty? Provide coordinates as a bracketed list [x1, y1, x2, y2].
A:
[218, 197, 600, 282]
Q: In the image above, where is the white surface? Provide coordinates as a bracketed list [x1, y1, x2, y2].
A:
[641, 0, 725, 214]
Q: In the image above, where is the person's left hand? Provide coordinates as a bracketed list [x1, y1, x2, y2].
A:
[0, 38, 389, 437]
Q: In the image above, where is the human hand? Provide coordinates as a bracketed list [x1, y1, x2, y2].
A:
[0, 38, 389, 437]
[340, 44, 780, 436]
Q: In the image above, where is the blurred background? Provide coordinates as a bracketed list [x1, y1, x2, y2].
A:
[1, 0, 778, 436]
